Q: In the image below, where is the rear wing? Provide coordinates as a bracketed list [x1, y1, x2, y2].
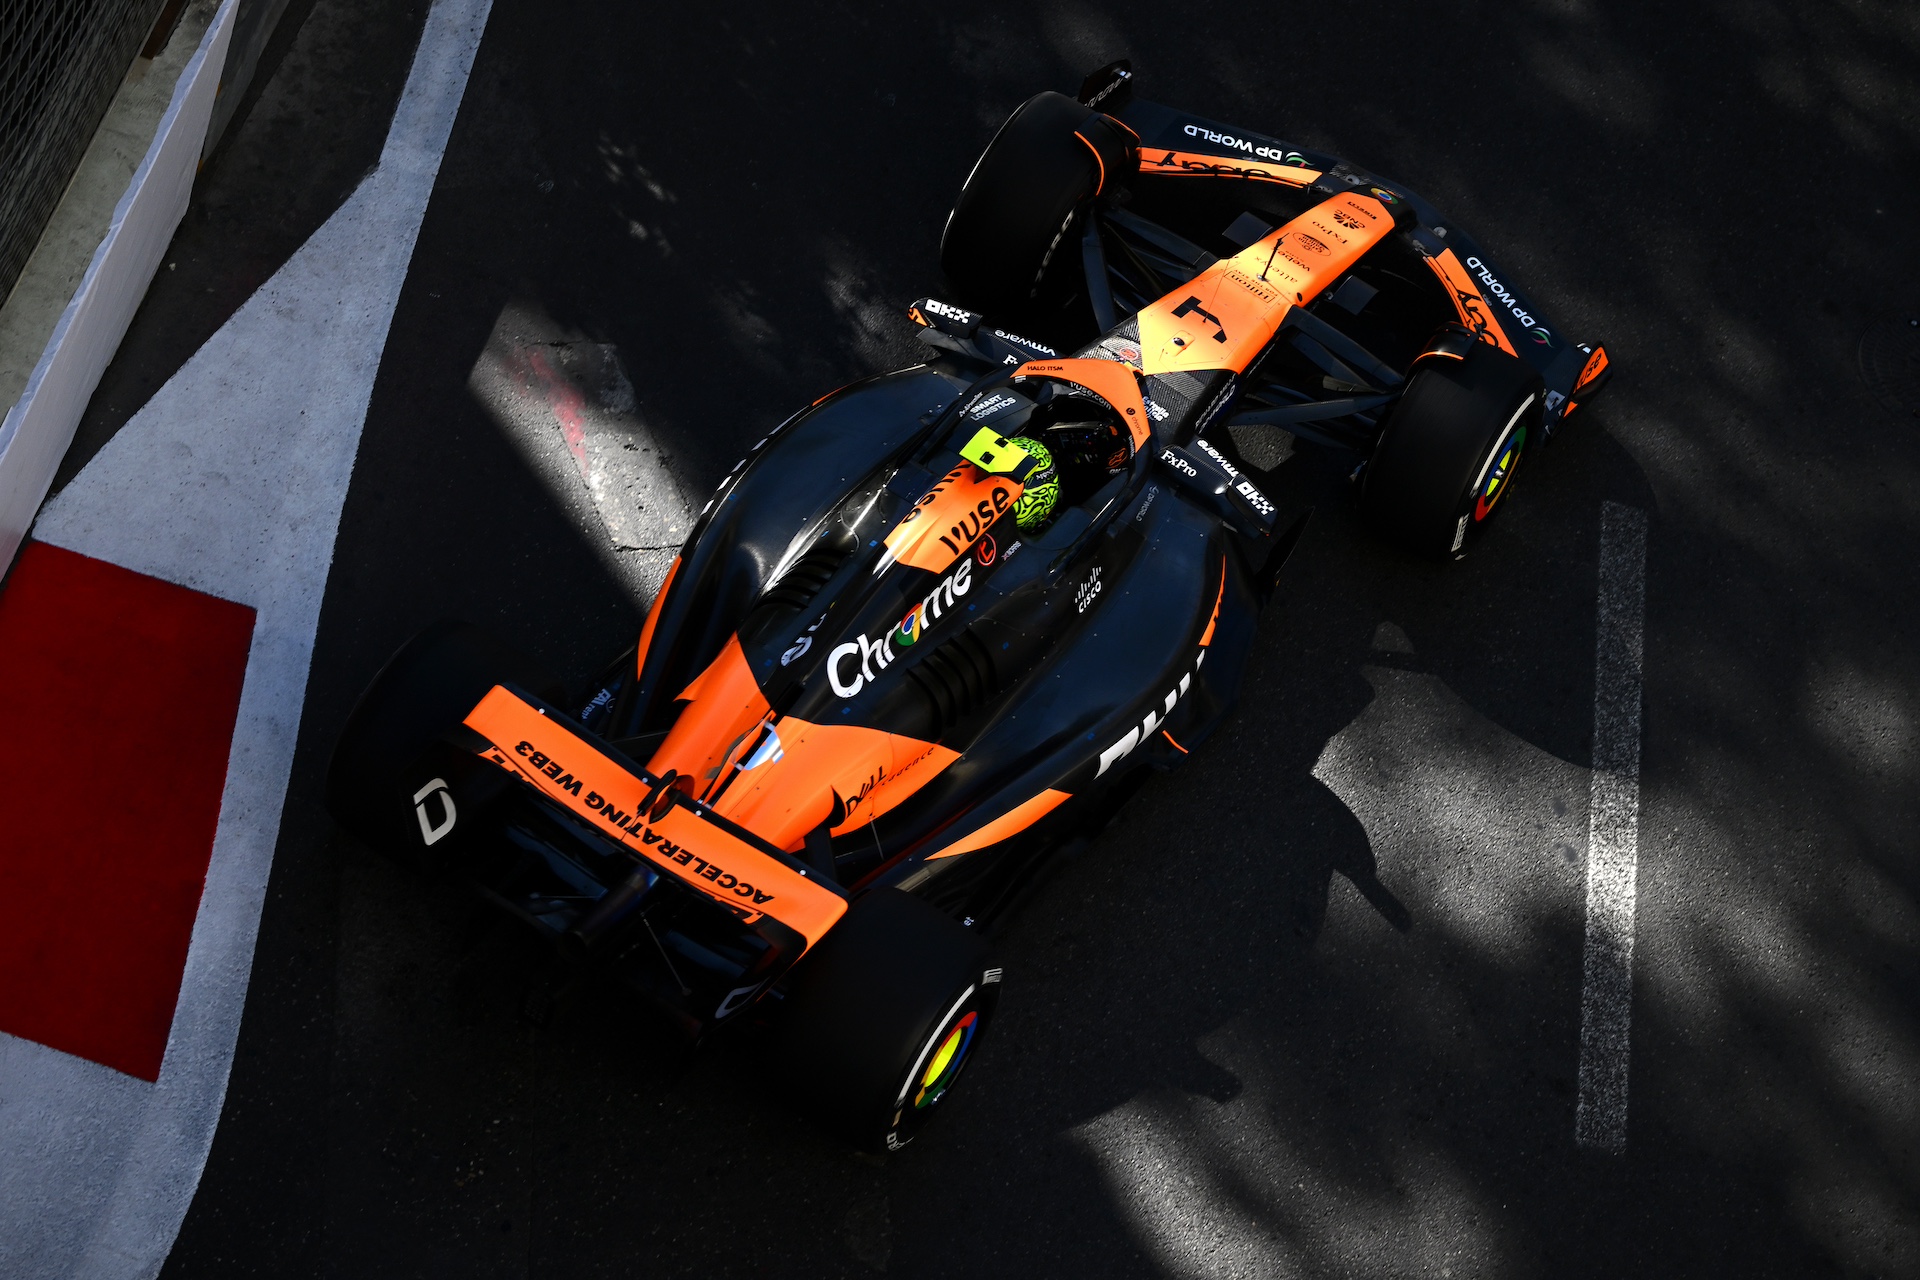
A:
[460, 684, 848, 951]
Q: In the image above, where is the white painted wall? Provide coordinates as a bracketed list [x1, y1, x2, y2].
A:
[0, 0, 239, 577]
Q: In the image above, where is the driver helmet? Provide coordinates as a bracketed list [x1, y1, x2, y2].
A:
[1007, 437, 1058, 531]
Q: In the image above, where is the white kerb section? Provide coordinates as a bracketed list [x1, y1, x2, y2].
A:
[0, 1, 494, 1276]
[1575, 500, 1649, 1152]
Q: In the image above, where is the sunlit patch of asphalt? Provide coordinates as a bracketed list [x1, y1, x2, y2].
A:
[1802, 660, 1917, 776]
[1313, 662, 1591, 962]
[1076, 1080, 1506, 1280]
[1076, 648, 1584, 1277]
[1635, 579, 1919, 1270]
[1074, 641, 1920, 1276]
[463, 256, 924, 610]
[467, 298, 690, 600]
[822, 253, 918, 372]
[1633, 799, 1920, 1273]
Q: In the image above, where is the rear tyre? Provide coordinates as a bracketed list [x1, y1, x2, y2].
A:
[940, 91, 1102, 315]
[777, 888, 998, 1151]
[1359, 342, 1545, 558]
[326, 619, 554, 868]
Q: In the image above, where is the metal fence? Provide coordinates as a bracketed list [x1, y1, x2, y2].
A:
[0, 0, 171, 306]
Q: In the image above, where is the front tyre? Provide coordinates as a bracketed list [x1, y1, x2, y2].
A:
[1359, 341, 1544, 558]
[776, 888, 998, 1151]
[939, 91, 1104, 315]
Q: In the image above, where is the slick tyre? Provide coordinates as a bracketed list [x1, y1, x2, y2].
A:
[777, 889, 998, 1151]
[326, 619, 554, 870]
[940, 91, 1102, 315]
[1359, 342, 1545, 558]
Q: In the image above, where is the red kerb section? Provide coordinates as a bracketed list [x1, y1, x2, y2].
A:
[0, 541, 254, 1081]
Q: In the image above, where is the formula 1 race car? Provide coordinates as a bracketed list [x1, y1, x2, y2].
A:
[327, 63, 1612, 1151]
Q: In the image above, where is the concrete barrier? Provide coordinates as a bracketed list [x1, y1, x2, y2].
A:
[0, 0, 238, 577]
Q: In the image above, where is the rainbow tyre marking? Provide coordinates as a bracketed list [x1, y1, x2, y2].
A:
[1471, 422, 1526, 523]
[912, 1010, 979, 1110]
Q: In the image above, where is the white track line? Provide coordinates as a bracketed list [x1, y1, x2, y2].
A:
[1575, 501, 1649, 1152]
[0, 2, 493, 1275]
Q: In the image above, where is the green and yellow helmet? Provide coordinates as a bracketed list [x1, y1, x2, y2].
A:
[956, 426, 1061, 532]
[1007, 437, 1059, 531]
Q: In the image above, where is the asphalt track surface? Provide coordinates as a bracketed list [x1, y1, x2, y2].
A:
[42, 0, 1918, 1275]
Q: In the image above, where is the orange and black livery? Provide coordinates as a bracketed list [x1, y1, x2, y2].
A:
[327, 61, 1611, 1152]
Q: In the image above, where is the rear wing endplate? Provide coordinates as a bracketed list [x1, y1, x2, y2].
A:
[461, 685, 848, 949]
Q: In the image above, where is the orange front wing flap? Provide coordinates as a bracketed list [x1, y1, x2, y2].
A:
[462, 685, 848, 949]
[1138, 148, 1322, 188]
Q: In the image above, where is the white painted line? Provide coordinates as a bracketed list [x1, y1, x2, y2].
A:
[0, 1, 494, 1275]
[1575, 500, 1649, 1152]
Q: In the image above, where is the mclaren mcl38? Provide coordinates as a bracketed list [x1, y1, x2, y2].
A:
[327, 63, 1613, 1150]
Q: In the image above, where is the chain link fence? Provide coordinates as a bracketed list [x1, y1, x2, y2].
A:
[0, 0, 171, 305]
